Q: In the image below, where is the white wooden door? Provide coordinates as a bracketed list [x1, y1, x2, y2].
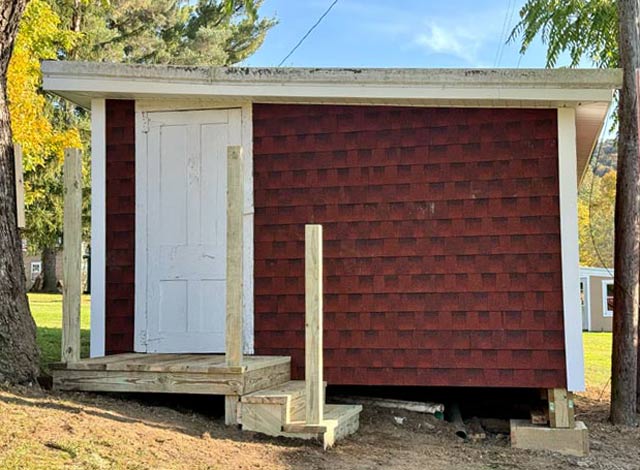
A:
[143, 109, 241, 352]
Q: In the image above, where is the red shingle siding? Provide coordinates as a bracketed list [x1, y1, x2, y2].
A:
[105, 100, 135, 354]
[253, 104, 566, 388]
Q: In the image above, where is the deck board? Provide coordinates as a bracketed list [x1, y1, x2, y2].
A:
[51, 354, 291, 396]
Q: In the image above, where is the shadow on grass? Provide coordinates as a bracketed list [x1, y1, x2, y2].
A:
[29, 328, 309, 449]
[37, 327, 90, 374]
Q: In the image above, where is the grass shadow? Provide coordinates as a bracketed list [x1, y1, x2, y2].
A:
[37, 326, 90, 374]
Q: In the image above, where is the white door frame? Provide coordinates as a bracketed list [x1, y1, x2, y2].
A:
[134, 100, 254, 353]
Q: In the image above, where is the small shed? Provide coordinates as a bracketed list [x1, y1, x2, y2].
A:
[41, 62, 620, 440]
[579, 266, 614, 332]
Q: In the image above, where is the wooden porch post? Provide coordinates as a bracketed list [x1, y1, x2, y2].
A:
[305, 224, 324, 426]
[225, 145, 244, 425]
[62, 148, 83, 363]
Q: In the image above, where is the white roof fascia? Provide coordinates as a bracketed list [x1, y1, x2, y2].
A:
[41, 61, 620, 108]
[579, 266, 615, 278]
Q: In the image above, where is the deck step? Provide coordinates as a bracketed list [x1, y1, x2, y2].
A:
[242, 380, 307, 424]
[240, 380, 361, 448]
[283, 404, 362, 448]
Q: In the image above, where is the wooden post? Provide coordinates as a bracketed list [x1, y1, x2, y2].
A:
[62, 148, 82, 363]
[305, 224, 323, 425]
[548, 388, 575, 429]
[225, 145, 243, 425]
[14, 144, 25, 229]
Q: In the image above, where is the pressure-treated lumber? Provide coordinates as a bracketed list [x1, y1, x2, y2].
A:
[510, 419, 589, 457]
[225, 145, 244, 425]
[50, 353, 291, 395]
[285, 404, 363, 449]
[305, 224, 323, 426]
[14, 144, 24, 228]
[548, 388, 575, 429]
[226, 145, 244, 367]
[225, 396, 240, 425]
[62, 148, 83, 363]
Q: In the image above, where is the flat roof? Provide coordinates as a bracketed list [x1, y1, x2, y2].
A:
[41, 61, 621, 180]
[41, 61, 621, 89]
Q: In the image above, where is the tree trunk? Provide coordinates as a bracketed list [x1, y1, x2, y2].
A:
[612, 0, 640, 425]
[41, 246, 58, 293]
[0, 0, 39, 384]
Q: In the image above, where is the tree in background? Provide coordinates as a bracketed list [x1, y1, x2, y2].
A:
[12, 0, 274, 291]
[511, 0, 640, 425]
[0, 0, 39, 384]
[48, 0, 275, 65]
[8, 0, 82, 292]
[578, 142, 616, 268]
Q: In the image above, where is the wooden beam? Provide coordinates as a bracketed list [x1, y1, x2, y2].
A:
[305, 224, 324, 426]
[225, 145, 244, 366]
[225, 396, 241, 425]
[52, 369, 244, 395]
[14, 143, 25, 229]
[548, 388, 575, 429]
[62, 148, 83, 363]
[225, 145, 244, 425]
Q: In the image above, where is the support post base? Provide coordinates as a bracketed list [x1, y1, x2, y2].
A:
[510, 419, 589, 457]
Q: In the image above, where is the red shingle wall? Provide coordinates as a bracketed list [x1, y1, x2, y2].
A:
[252, 104, 566, 388]
[105, 100, 135, 354]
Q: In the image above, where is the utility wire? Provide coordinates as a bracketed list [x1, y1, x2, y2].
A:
[586, 110, 615, 276]
[494, 0, 515, 67]
[278, 0, 339, 67]
[498, 0, 517, 67]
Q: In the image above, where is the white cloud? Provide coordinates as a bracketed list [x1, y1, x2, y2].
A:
[340, 0, 508, 66]
[414, 22, 485, 64]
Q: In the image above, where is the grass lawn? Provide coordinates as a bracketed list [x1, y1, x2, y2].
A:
[27, 293, 614, 393]
[28, 293, 90, 373]
[582, 331, 612, 395]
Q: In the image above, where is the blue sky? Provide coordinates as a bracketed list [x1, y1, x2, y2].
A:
[243, 0, 578, 69]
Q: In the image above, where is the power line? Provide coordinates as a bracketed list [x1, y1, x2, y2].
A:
[278, 0, 339, 67]
[586, 110, 615, 276]
[494, 0, 515, 67]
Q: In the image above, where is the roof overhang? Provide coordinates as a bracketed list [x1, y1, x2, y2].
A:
[41, 61, 621, 180]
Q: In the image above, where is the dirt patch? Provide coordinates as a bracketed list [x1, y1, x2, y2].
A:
[1, 386, 639, 470]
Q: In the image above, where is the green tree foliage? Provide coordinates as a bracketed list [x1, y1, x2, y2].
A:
[509, 0, 618, 67]
[13, 0, 274, 288]
[49, 0, 275, 65]
[579, 157, 616, 268]
[8, 0, 83, 292]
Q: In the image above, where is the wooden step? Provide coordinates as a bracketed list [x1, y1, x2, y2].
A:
[283, 404, 363, 448]
[241, 381, 362, 449]
[241, 380, 307, 425]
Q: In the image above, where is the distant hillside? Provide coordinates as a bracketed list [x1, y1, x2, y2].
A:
[578, 138, 616, 269]
[591, 138, 617, 176]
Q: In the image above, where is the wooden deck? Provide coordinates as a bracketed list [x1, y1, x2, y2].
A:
[50, 354, 291, 396]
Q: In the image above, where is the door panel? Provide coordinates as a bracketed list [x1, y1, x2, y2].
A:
[143, 109, 240, 352]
